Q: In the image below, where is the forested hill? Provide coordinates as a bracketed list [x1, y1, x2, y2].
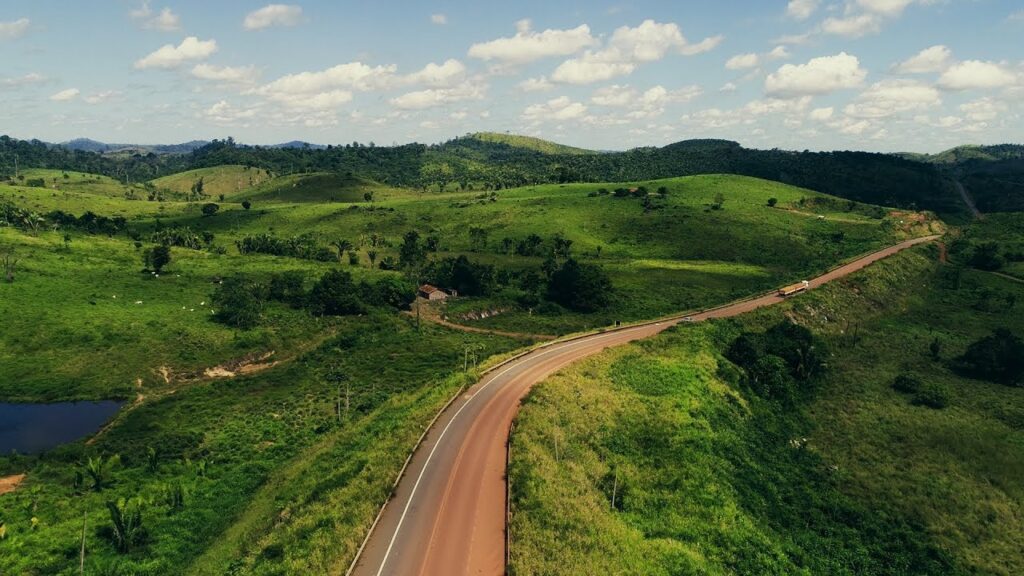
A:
[2, 132, 1012, 215]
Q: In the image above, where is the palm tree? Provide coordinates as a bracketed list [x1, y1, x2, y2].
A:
[106, 498, 145, 553]
[333, 239, 353, 261]
[367, 249, 378, 269]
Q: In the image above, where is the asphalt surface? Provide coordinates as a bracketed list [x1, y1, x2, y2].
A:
[349, 235, 939, 576]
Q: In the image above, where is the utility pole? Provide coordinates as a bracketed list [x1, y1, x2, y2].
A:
[79, 512, 87, 575]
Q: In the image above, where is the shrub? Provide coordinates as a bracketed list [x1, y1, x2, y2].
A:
[912, 383, 950, 409]
[267, 271, 307, 307]
[546, 258, 612, 312]
[892, 374, 922, 394]
[308, 270, 365, 316]
[957, 328, 1024, 386]
[201, 202, 220, 217]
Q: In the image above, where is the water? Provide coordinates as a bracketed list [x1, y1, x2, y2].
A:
[0, 401, 123, 454]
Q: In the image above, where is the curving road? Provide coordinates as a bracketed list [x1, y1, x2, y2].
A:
[348, 235, 939, 576]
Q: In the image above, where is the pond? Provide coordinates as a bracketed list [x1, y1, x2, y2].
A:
[0, 401, 123, 454]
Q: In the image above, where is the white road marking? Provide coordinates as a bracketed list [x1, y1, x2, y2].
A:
[371, 325, 656, 576]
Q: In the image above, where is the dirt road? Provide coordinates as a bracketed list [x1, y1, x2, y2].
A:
[348, 235, 939, 576]
[954, 180, 982, 219]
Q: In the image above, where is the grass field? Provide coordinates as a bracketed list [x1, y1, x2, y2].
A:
[509, 243, 1024, 575]
[0, 164, 944, 574]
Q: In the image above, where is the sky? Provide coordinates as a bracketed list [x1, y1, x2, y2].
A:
[1, 0, 1022, 152]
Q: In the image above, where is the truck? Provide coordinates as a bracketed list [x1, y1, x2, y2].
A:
[778, 280, 810, 297]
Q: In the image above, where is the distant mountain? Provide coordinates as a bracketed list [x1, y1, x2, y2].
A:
[270, 141, 328, 150]
[898, 144, 1024, 165]
[59, 138, 211, 155]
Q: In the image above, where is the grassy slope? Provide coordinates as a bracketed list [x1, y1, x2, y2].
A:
[162, 174, 937, 334]
[469, 132, 596, 155]
[509, 244, 1024, 575]
[150, 165, 274, 199]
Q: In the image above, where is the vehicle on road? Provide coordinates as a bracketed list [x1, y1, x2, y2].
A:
[778, 280, 810, 297]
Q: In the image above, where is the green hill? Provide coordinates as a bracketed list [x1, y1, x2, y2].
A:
[465, 132, 596, 155]
[151, 165, 274, 199]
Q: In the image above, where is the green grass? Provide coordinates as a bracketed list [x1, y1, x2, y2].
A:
[151, 165, 274, 199]
[509, 243, 1024, 575]
[468, 132, 596, 155]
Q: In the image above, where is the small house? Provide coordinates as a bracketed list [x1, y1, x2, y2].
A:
[418, 284, 447, 301]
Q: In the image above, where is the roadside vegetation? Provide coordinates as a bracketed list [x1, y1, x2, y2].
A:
[509, 238, 1024, 575]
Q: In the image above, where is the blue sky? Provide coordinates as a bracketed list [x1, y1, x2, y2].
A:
[1, 1, 1021, 152]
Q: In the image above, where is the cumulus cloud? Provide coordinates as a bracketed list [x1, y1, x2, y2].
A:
[390, 81, 487, 109]
[843, 79, 941, 119]
[787, 0, 820, 20]
[809, 106, 834, 120]
[135, 37, 218, 69]
[50, 88, 80, 102]
[257, 62, 397, 98]
[203, 100, 260, 126]
[468, 20, 596, 64]
[130, 3, 181, 31]
[84, 91, 120, 105]
[191, 63, 261, 85]
[725, 53, 760, 70]
[0, 17, 30, 40]
[765, 52, 867, 98]
[522, 96, 588, 122]
[683, 96, 811, 130]
[892, 45, 951, 74]
[519, 76, 554, 92]
[1, 72, 46, 87]
[821, 13, 881, 37]
[938, 60, 1018, 90]
[855, 0, 917, 17]
[551, 20, 722, 84]
[959, 97, 1007, 122]
[404, 59, 466, 88]
[431, 13, 447, 25]
[243, 4, 304, 31]
[591, 84, 702, 119]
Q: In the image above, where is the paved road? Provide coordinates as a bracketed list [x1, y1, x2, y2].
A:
[349, 235, 939, 576]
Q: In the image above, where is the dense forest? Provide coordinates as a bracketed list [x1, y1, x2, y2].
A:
[4, 133, 1019, 214]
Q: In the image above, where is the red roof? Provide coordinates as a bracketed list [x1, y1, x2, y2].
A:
[419, 284, 441, 294]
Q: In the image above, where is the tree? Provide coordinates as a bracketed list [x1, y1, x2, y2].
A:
[398, 230, 425, 270]
[969, 241, 1004, 271]
[267, 271, 306, 307]
[201, 203, 220, 217]
[332, 239, 354, 261]
[767, 197, 778, 207]
[212, 277, 265, 328]
[929, 337, 942, 360]
[957, 328, 1024, 385]
[363, 191, 374, 202]
[546, 259, 613, 312]
[749, 355, 791, 400]
[367, 249, 378, 268]
[712, 192, 725, 210]
[656, 186, 668, 198]
[2, 246, 19, 283]
[85, 455, 119, 492]
[190, 177, 205, 200]
[308, 270, 365, 316]
[143, 245, 171, 274]
[912, 383, 950, 409]
[468, 227, 488, 252]
[241, 200, 252, 210]
[105, 499, 146, 554]
[347, 251, 359, 266]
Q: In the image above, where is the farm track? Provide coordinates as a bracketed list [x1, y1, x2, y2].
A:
[349, 235, 940, 576]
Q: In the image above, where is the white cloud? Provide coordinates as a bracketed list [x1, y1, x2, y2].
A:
[719, 82, 737, 92]
[775, 33, 812, 45]
[243, 4, 304, 31]
[1, 72, 46, 87]
[726, 53, 760, 70]
[679, 34, 724, 56]
[551, 20, 722, 84]
[134, 37, 218, 69]
[683, 96, 811, 130]
[855, 0, 916, 17]
[843, 79, 941, 119]
[519, 76, 554, 92]
[468, 20, 596, 63]
[591, 84, 701, 118]
[191, 63, 261, 85]
[809, 106, 834, 120]
[959, 98, 1007, 122]
[203, 100, 260, 125]
[821, 13, 881, 37]
[765, 52, 867, 98]
[767, 46, 791, 60]
[431, 13, 447, 25]
[787, 0, 820, 20]
[404, 59, 466, 88]
[522, 96, 588, 122]
[0, 17, 30, 40]
[257, 62, 397, 97]
[50, 88, 80, 102]
[130, 3, 181, 31]
[84, 91, 120, 105]
[390, 81, 487, 110]
[1011, 10, 1024, 22]
[938, 60, 1018, 90]
[892, 45, 951, 74]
